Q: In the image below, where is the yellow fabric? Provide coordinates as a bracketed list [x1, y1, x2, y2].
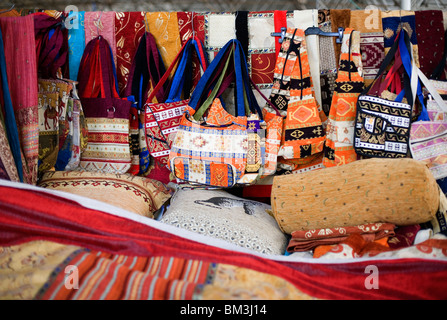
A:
[0, 241, 81, 300]
[145, 12, 182, 71]
[199, 263, 316, 300]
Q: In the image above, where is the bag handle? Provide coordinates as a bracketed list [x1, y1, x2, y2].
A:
[193, 43, 237, 121]
[165, 37, 208, 103]
[124, 32, 167, 106]
[78, 36, 117, 100]
[189, 39, 248, 121]
[361, 29, 414, 106]
[417, 66, 447, 113]
[145, 35, 204, 104]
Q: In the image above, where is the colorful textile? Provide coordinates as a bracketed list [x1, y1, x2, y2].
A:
[0, 121, 19, 181]
[288, 222, 396, 252]
[313, 233, 392, 258]
[204, 12, 236, 63]
[68, 11, 85, 81]
[38, 170, 171, 219]
[323, 28, 364, 167]
[0, 24, 22, 181]
[388, 225, 421, 249]
[0, 180, 447, 300]
[145, 12, 182, 70]
[349, 9, 384, 86]
[248, 11, 276, 90]
[37, 91, 59, 173]
[115, 11, 146, 94]
[382, 10, 420, 67]
[34, 13, 69, 79]
[0, 15, 39, 185]
[84, 11, 116, 66]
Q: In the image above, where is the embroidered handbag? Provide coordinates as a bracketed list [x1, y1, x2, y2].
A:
[354, 29, 417, 158]
[323, 28, 364, 167]
[169, 39, 252, 187]
[409, 65, 447, 180]
[201, 48, 274, 184]
[77, 36, 132, 174]
[271, 28, 327, 161]
[143, 35, 208, 168]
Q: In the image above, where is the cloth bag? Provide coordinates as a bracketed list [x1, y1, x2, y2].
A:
[143, 35, 208, 168]
[323, 28, 364, 167]
[409, 65, 447, 180]
[353, 29, 418, 158]
[169, 39, 254, 187]
[77, 36, 132, 174]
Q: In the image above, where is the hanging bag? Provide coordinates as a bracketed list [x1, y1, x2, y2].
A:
[323, 28, 364, 167]
[409, 62, 447, 180]
[168, 39, 253, 187]
[143, 35, 208, 169]
[77, 36, 132, 173]
[353, 29, 417, 158]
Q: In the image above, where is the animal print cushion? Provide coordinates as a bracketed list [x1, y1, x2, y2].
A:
[160, 188, 288, 255]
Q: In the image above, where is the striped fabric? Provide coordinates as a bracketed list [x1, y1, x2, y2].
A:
[37, 250, 213, 300]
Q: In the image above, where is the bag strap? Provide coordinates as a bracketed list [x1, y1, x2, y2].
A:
[193, 43, 236, 121]
[431, 29, 447, 80]
[417, 66, 447, 113]
[124, 32, 167, 105]
[189, 39, 249, 121]
[165, 36, 208, 102]
[77, 36, 119, 101]
[361, 29, 413, 106]
[145, 35, 203, 104]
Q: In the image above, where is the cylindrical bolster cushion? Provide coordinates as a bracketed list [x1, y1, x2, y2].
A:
[271, 158, 440, 234]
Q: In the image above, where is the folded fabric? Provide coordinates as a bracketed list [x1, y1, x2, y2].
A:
[313, 233, 391, 258]
[287, 222, 396, 252]
[387, 224, 421, 249]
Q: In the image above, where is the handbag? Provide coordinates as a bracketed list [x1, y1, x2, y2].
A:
[77, 36, 132, 174]
[143, 35, 208, 169]
[202, 47, 278, 184]
[409, 60, 447, 180]
[169, 39, 257, 187]
[323, 28, 364, 167]
[353, 29, 418, 158]
[271, 28, 327, 161]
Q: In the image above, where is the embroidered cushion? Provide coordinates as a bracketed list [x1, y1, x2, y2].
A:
[38, 171, 172, 218]
[160, 188, 288, 255]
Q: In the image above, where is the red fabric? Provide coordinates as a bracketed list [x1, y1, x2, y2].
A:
[415, 10, 445, 78]
[274, 11, 287, 59]
[0, 184, 447, 300]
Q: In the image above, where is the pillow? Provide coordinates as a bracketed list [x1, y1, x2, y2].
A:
[38, 171, 172, 218]
[271, 158, 440, 234]
[160, 188, 288, 255]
